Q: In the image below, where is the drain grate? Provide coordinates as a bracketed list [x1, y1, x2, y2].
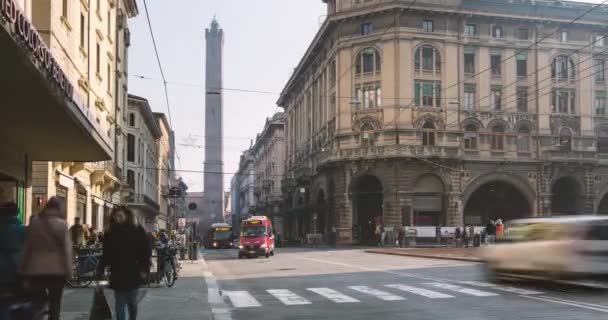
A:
[277, 268, 296, 271]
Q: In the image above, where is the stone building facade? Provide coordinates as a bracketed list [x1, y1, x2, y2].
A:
[125, 94, 161, 231]
[27, 0, 138, 229]
[155, 112, 174, 230]
[251, 113, 286, 235]
[278, 0, 608, 244]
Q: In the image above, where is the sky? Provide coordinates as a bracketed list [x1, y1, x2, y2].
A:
[128, 0, 326, 192]
[127, 0, 604, 193]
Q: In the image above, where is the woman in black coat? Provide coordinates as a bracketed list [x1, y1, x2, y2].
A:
[100, 206, 151, 320]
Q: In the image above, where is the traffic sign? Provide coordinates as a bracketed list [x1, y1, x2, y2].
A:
[169, 187, 182, 198]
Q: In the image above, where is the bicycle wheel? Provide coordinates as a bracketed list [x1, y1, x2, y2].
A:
[66, 259, 93, 288]
[163, 261, 175, 287]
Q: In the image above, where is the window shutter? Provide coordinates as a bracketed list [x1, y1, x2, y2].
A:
[414, 82, 421, 106]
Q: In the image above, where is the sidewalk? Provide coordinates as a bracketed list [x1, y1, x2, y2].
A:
[60, 259, 213, 320]
[365, 247, 484, 262]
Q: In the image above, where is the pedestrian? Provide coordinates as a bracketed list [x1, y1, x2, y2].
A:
[462, 226, 470, 248]
[69, 217, 89, 249]
[87, 230, 99, 247]
[374, 222, 382, 246]
[100, 206, 151, 320]
[395, 224, 404, 248]
[20, 197, 73, 320]
[495, 219, 504, 239]
[0, 202, 26, 319]
[485, 220, 496, 244]
[454, 226, 461, 247]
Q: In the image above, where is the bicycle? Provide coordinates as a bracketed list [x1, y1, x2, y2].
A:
[155, 244, 178, 287]
[66, 246, 103, 288]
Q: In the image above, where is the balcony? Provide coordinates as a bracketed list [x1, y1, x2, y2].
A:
[281, 178, 296, 194]
[90, 161, 121, 190]
[465, 110, 537, 129]
[125, 193, 160, 212]
[316, 145, 459, 167]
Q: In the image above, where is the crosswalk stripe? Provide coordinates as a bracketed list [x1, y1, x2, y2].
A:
[267, 289, 311, 305]
[223, 290, 262, 308]
[385, 284, 454, 299]
[459, 281, 543, 295]
[307, 288, 360, 303]
[347, 286, 406, 301]
[424, 282, 498, 297]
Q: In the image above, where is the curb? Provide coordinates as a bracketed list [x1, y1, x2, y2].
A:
[365, 250, 483, 263]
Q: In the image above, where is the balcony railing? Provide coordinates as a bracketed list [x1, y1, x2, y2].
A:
[125, 193, 160, 212]
[315, 145, 459, 166]
[91, 160, 121, 178]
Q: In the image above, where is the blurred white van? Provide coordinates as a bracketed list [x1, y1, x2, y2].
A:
[480, 216, 608, 281]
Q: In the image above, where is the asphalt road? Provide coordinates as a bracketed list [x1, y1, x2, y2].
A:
[203, 247, 608, 320]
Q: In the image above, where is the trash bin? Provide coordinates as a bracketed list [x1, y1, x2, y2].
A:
[473, 234, 481, 247]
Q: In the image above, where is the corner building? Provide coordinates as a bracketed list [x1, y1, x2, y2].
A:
[279, 0, 608, 244]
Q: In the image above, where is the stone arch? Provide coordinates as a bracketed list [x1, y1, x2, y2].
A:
[514, 119, 535, 131]
[463, 172, 535, 224]
[414, 113, 445, 129]
[486, 119, 511, 132]
[461, 117, 484, 130]
[351, 174, 384, 244]
[353, 115, 382, 131]
[551, 175, 584, 215]
[412, 174, 446, 226]
[594, 182, 608, 214]
[462, 172, 536, 211]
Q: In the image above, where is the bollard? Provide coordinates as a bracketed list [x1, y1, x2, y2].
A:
[191, 242, 199, 260]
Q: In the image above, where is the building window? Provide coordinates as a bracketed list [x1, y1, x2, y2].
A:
[490, 87, 502, 110]
[414, 81, 441, 107]
[559, 128, 572, 152]
[552, 55, 575, 80]
[80, 14, 86, 48]
[491, 54, 502, 76]
[329, 60, 336, 86]
[596, 35, 605, 47]
[464, 124, 478, 150]
[516, 54, 527, 77]
[127, 133, 135, 162]
[492, 25, 502, 39]
[361, 23, 374, 35]
[464, 24, 476, 37]
[360, 123, 374, 147]
[107, 10, 111, 36]
[62, 0, 68, 18]
[464, 53, 475, 74]
[422, 20, 434, 32]
[107, 64, 111, 92]
[415, 46, 441, 72]
[517, 88, 528, 112]
[127, 169, 135, 188]
[129, 113, 135, 126]
[491, 125, 505, 151]
[517, 126, 530, 152]
[422, 121, 436, 146]
[560, 31, 568, 42]
[464, 85, 476, 111]
[595, 59, 605, 82]
[355, 83, 381, 109]
[96, 44, 100, 73]
[552, 90, 576, 114]
[596, 92, 606, 116]
[355, 48, 381, 74]
[516, 28, 529, 40]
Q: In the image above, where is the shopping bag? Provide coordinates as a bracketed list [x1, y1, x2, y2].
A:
[89, 285, 112, 320]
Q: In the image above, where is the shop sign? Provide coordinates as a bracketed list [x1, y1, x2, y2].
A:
[1, 0, 74, 102]
[32, 186, 46, 194]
